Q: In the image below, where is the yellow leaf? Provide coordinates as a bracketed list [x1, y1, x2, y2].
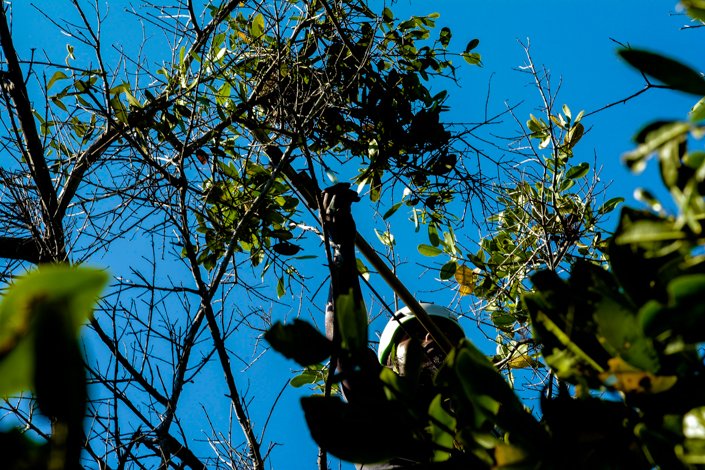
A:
[495, 442, 529, 466]
[455, 264, 474, 296]
[458, 284, 473, 296]
[599, 357, 677, 394]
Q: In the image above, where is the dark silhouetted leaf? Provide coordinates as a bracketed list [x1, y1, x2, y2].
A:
[465, 38, 480, 52]
[301, 396, 415, 464]
[34, 299, 87, 424]
[264, 320, 332, 366]
[272, 242, 302, 256]
[619, 49, 705, 96]
[439, 27, 451, 48]
[440, 261, 457, 280]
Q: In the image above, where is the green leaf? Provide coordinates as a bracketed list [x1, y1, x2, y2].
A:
[335, 291, 367, 353]
[593, 294, 659, 372]
[682, 0, 705, 21]
[272, 242, 301, 256]
[382, 7, 394, 23]
[690, 96, 705, 122]
[632, 188, 663, 213]
[597, 197, 624, 216]
[439, 27, 451, 48]
[619, 48, 705, 96]
[491, 311, 515, 330]
[124, 90, 142, 108]
[465, 38, 480, 52]
[374, 229, 395, 247]
[640, 275, 705, 344]
[264, 320, 332, 366]
[462, 52, 482, 66]
[428, 224, 440, 247]
[382, 202, 403, 220]
[624, 121, 690, 173]
[418, 244, 443, 257]
[565, 162, 590, 180]
[564, 122, 584, 149]
[436, 341, 546, 448]
[47, 71, 68, 90]
[428, 394, 456, 462]
[276, 276, 285, 298]
[250, 13, 265, 38]
[615, 219, 686, 245]
[562, 104, 572, 121]
[440, 261, 457, 280]
[356, 258, 370, 281]
[110, 96, 128, 124]
[0, 266, 108, 398]
[290, 371, 318, 388]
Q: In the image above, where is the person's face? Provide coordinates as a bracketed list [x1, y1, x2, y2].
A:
[391, 319, 463, 378]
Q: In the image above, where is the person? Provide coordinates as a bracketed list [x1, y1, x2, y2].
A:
[321, 184, 466, 468]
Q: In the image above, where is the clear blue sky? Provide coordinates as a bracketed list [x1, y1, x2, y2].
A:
[11, 1, 703, 468]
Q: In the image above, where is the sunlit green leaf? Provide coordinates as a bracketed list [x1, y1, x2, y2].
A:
[47, 71, 68, 90]
[356, 258, 370, 281]
[682, 0, 705, 22]
[564, 122, 584, 149]
[374, 229, 395, 247]
[276, 276, 285, 298]
[615, 219, 685, 245]
[624, 121, 689, 173]
[250, 13, 265, 38]
[428, 394, 456, 462]
[335, 291, 367, 353]
[565, 162, 590, 180]
[418, 244, 442, 257]
[597, 197, 624, 216]
[382, 202, 403, 220]
[690, 96, 705, 122]
[428, 224, 440, 247]
[462, 52, 481, 66]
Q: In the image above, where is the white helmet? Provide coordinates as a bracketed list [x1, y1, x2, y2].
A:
[377, 303, 464, 365]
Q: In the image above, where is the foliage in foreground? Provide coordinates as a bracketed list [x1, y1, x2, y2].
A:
[268, 9, 705, 470]
[0, 266, 107, 469]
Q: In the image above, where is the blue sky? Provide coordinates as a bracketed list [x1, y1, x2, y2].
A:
[10, 1, 704, 468]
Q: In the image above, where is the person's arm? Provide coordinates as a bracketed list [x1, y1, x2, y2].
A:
[321, 184, 383, 402]
[321, 183, 363, 341]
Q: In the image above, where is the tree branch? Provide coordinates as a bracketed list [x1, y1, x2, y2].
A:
[0, 236, 40, 264]
[0, 4, 64, 259]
